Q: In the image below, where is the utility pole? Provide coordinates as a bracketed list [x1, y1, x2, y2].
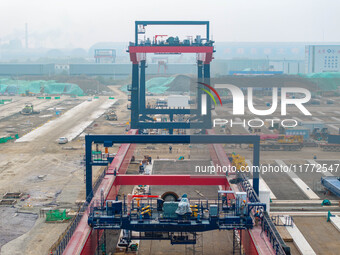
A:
[25, 23, 28, 49]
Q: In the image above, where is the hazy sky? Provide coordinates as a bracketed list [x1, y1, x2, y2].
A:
[1, 0, 339, 48]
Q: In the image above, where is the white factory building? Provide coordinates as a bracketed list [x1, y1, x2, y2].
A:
[305, 45, 340, 73]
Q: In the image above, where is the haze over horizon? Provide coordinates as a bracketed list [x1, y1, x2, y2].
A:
[1, 0, 339, 49]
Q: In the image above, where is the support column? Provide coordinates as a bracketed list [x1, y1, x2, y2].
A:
[169, 113, 173, 134]
[139, 60, 146, 114]
[197, 60, 203, 118]
[85, 136, 93, 201]
[203, 63, 212, 129]
[253, 140, 260, 195]
[131, 63, 139, 129]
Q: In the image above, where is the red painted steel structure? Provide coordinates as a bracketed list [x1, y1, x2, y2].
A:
[65, 129, 271, 255]
[113, 174, 229, 186]
[63, 130, 137, 255]
[242, 230, 260, 255]
[129, 46, 214, 64]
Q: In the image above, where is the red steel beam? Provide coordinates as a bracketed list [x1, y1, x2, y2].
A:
[129, 46, 214, 54]
[129, 46, 214, 64]
[113, 175, 228, 186]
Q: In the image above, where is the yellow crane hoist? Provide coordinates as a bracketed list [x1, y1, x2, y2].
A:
[141, 205, 152, 217]
[190, 205, 198, 217]
[231, 154, 248, 171]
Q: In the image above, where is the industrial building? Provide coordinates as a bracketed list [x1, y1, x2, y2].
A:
[0, 60, 303, 78]
[0, 64, 55, 76]
[305, 45, 340, 73]
[94, 49, 116, 63]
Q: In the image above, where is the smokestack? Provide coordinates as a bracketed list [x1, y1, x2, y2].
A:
[25, 23, 28, 48]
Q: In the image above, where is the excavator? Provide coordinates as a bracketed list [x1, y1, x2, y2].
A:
[105, 109, 118, 121]
[20, 103, 40, 115]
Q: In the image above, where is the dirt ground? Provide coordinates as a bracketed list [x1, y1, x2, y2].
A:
[0, 85, 128, 254]
[0, 86, 340, 254]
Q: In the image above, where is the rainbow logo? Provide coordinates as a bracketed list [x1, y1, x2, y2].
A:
[197, 82, 223, 106]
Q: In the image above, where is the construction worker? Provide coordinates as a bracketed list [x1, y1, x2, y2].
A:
[139, 163, 144, 174]
[240, 199, 247, 217]
[254, 210, 260, 226]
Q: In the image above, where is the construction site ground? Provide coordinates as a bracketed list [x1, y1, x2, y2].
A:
[293, 217, 340, 255]
[0, 88, 340, 254]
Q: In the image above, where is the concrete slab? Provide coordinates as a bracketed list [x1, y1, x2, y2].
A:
[59, 99, 117, 141]
[307, 160, 334, 177]
[16, 99, 116, 142]
[275, 160, 319, 200]
[245, 160, 277, 200]
[152, 160, 219, 199]
[330, 215, 340, 233]
[260, 162, 308, 200]
[271, 212, 340, 216]
[312, 117, 323, 122]
[0, 97, 65, 120]
[288, 161, 338, 200]
[293, 216, 340, 255]
[331, 117, 340, 122]
[139, 230, 233, 255]
[293, 117, 303, 123]
[315, 160, 340, 177]
[235, 117, 250, 133]
[326, 124, 340, 133]
[280, 217, 316, 255]
[272, 200, 339, 205]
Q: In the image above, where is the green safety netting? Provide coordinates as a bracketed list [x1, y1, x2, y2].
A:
[43, 83, 84, 96]
[0, 137, 12, 144]
[44, 83, 67, 94]
[16, 81, 43, 94]
[121, 76, 176, 94]
[0, 84, 8, 93]
[64, 83, 84, 96]
[0, 79, 84, 96]
[46, 209, 71, 222]
[0, 134, 18, 144]
[26, 81, 43, 94]
[299, 73, 340, 91]
[146, 77, 176, 93]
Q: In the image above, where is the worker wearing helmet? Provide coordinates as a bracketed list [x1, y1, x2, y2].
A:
[254, 210, 260, 226]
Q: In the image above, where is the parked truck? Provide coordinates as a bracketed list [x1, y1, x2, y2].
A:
[320, 134, 340, 152]
[250, 134, 304, 151]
